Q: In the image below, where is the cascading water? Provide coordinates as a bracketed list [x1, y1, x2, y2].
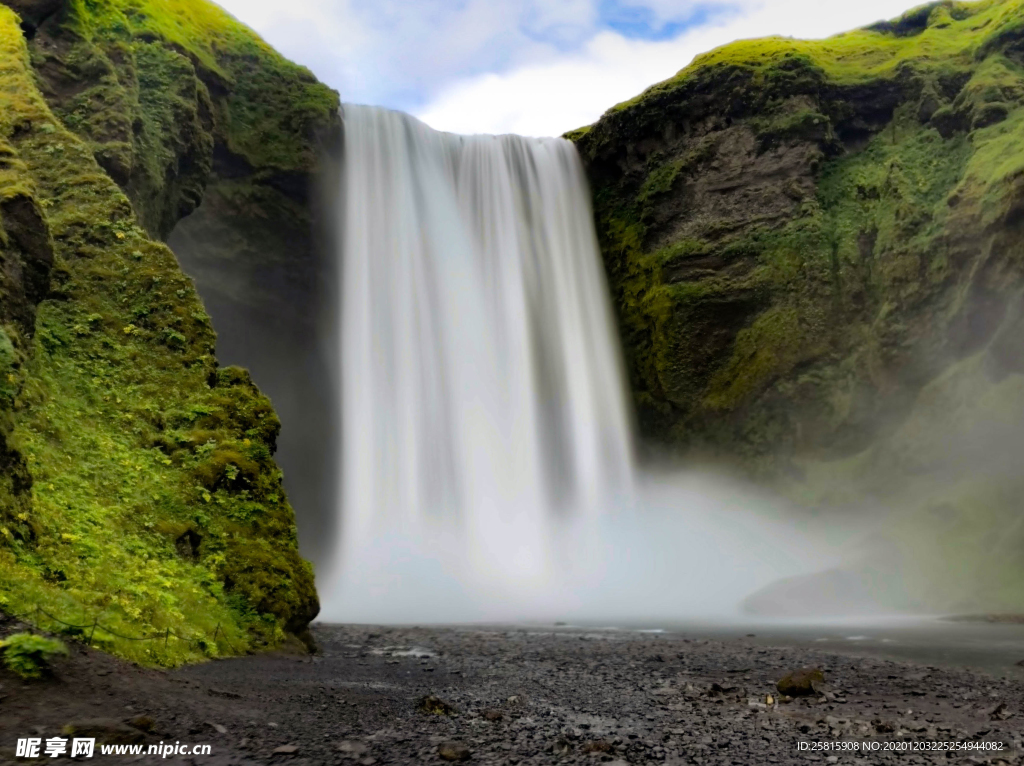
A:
[320, 105, 837, 624]
[321, 105, 634, 622]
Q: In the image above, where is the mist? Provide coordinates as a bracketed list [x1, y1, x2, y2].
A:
[309, 105, 861, 627]
[319, 469, 848, 625]
[168, 101, 1024, 632]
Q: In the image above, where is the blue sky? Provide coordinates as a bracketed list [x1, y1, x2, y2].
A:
[213, 0, 925, 136]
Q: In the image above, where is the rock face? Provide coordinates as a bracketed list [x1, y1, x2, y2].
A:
[167, 164, 340, 565]
[2, 0, 60, 32]
[22, 2, 341, 567]
[0, 38, 56, 564]
[0, 0, 337, 660]
[574, 0, 1024, 465]
[574, 0, 1024, 612]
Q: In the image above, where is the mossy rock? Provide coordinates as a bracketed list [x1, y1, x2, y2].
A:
[572, 0, 1024, 612]
[776, 667, 824, 697]
[0, 2, 323, 665]
[573, 0, 1024, 465]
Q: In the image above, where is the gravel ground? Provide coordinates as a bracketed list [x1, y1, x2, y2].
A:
[2, 620, 1024, 765]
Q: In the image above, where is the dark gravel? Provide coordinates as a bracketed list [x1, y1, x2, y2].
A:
[3, 621, 1024, 765]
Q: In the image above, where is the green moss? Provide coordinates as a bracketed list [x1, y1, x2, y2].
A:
[562, 125, 591, 142]
[0, 632, 67, 679]
[637, 159, 685, 206]
[751, 110, 834, 150]
[703, 306, 806, 411]
[594, 209, 675, 425]
[608, 0, 1013, 114]
[0, 327, 16, 405]
[575, 0, 1024, 467]
[650, 238, 710, 265]
[0, 6, 315, 665]
[63, 0, 339, 171]
[24, 0, 338, 239]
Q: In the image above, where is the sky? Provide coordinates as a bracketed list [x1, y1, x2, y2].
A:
[212, 0, 929, 137]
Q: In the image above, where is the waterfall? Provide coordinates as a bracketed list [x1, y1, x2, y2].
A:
[320, 105, 834, 624]
[321, 105, 635, 622]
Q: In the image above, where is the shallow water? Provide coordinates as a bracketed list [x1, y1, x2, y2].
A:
[543, 615, 1024, 676]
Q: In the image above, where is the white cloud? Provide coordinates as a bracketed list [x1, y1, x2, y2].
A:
[212, 0, 601, 109]
[416, 0, 927, 137]
[210, 0, 927, 138]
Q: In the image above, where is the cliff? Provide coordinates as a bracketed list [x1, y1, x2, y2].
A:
[0, 0, 339, 663]
[574, 0, 1024, 612]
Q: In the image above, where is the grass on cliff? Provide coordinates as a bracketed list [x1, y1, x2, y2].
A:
[612, 0, 1024, 113]
[0, 6, 315, 665]
[585, 0, 1024, 446]
[29, 0, 336, 239]
[66, 0, 338, 171]
[579, 0, 1024, 611]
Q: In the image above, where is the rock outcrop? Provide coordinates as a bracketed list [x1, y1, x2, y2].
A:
[23, 2, 342, 564]
[574, 0, 1024, 612]
[0, 0, 337, 662]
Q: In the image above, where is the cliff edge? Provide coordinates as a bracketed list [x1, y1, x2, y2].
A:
[0, 0, 338, 663]
[574, 0, 1024, 612]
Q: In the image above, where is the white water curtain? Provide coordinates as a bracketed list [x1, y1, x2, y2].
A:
[324, 105, 635, 621]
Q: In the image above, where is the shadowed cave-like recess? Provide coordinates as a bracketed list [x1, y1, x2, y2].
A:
[22, 0, 344, 566]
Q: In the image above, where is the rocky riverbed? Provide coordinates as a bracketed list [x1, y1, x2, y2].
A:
[2, 620, 1024, 765]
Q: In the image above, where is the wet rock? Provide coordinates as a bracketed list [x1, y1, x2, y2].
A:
[551, 737, 572, 755]
[481, 708, 503, 722]
[62, 719, 143, 745]
[208, 687, 242, 699]
[437, 741, 471, 761]
[582, 739, 614, 753]
[126, 715, 155, 733]
[418, 695, 458, 715]
[338, 740, 369, 756]
[990, 703, 1013, 721]
[777, 668, 825, 697]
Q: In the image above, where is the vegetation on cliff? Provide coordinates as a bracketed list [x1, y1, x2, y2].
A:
[574, 0, 1024, 612]
[0, 0, 331, 664]
[22, 0, 338, 239]
[575, 0, 1024, 454]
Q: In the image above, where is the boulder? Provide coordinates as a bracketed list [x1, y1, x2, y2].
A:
[127, 715, 156, 733]
[437, 741, 471, 762]
[418, 695, 457, 715]
[62, 719, 143, 745]
[776, 668, 825, 697]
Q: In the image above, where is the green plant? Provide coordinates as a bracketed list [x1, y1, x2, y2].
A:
[0, 633, 68, 679]
[0, 4, 317, 666]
